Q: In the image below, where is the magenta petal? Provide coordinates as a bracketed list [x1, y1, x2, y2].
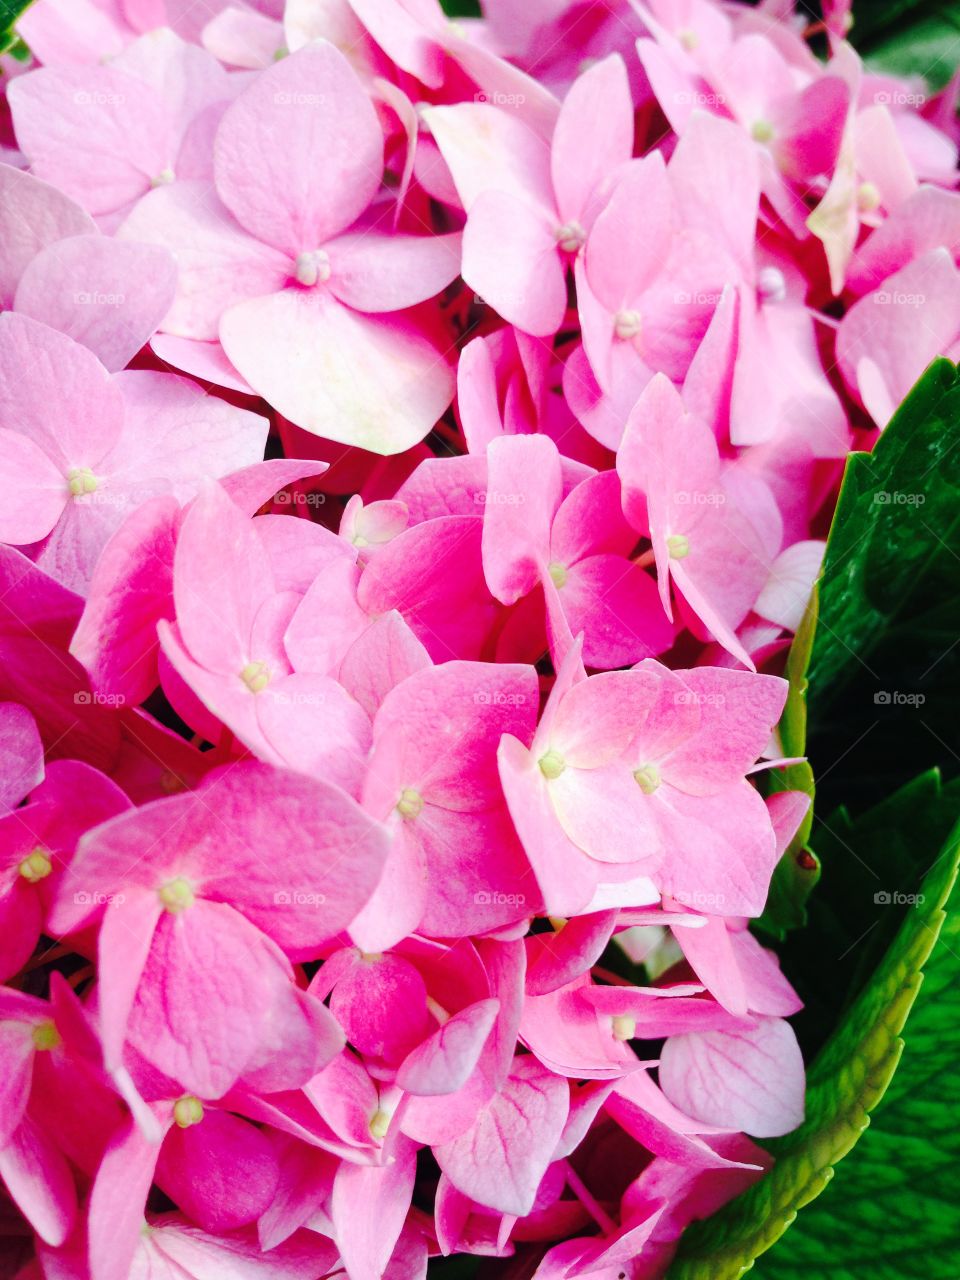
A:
[156, 1110, 280, 1232]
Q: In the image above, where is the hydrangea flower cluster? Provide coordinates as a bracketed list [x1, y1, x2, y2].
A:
[0, 0, 957, 1277]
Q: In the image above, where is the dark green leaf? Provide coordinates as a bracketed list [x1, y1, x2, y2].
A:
[0, 0, 33, 55]
[668, 775, 960, 1279]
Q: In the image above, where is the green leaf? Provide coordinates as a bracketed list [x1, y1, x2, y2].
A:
[753, 880, 960, 1278]
[0, 0, 33, 55]
[667, 774, 960, 1280]
[806, 359, 960, 701]
[862, 7, 960, 93]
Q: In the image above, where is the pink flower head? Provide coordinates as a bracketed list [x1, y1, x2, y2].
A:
[9, 28, 231, 224]
[482, 434, 674, 669]
[618, 374, 782, 667]
[121, 41, 461, 452]
[424, 53, 633, 336]
[0, 314, 268, 593]
[499, 640, 786, 917]
[50, 761, 391, 1098]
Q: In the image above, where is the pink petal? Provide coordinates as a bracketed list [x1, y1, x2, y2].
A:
[325, 231, 462, 312]
[0, 1112, 77, 1246]
[422, 102, 553, 211]
[357, 516, 497, 662]
[659, 1017, 805, 1138]
[551, 54, 632, 224]
[69, 495, 179, 707]
[213, 42, 383, 254]
[338, 612, 432, 719]
[331, 1138, 418, 1280]
[0, 163, 95, 307]
[89, 1112, 168, 1280]
[434, 1057, 569, 1216]
[156, 1110, 280, 1233]
[14, 235, 177, 372]
[9, 64, 169, 215]
[120, 181, 291, 341]
[558, 554, 674, 670]
[0, 429, 66, 546]
[397, 998, 500, 1096]
[0, 313, 123, 469]
[463, 189, 567, 337]
[108, 370, 268, 502]
[220, 288, 454, 454]
[481, 434, 561, 605]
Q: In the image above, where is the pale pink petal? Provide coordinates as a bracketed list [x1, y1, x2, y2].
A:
[108, 370, 268, 501]
[220, 288, 454, 455]
[214, 42, 383, 254]
[397, 998, 500, 1096]
[325, 231, 462, 312]
[9, 65, 169, 214]
[421, 102, 553, 210]
[15, 235, 177, 372]
[0, 164, 95, 308]
[551, 53, 632, 224]
[0, 313, 123, 468]
[434, 1057, 569, 1216]
[150, 333, 254, 393]
[119, 182, 291, 341]
[659, 1017, 805, 1138]
[0, 430, 67, 545]
[463, 189, 566, 337]
[481, 434, 560, 605]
